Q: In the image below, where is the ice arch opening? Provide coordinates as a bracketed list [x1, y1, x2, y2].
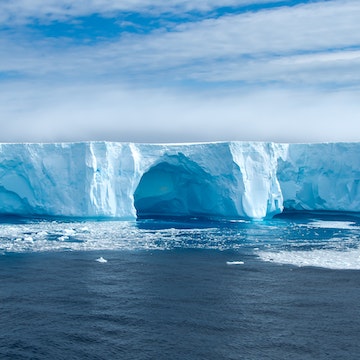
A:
[134, 154, 235, 219]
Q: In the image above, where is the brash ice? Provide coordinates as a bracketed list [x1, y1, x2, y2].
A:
[0, 141, 359, 220]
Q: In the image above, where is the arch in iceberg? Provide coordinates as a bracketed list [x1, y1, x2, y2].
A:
[134, 153, 236, 219]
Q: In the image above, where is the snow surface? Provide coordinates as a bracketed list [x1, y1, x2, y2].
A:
[0, 141, 359, 220]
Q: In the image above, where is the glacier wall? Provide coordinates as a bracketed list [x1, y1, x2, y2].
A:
[0, 141, 358, 220]
[277, 143, 360, 212]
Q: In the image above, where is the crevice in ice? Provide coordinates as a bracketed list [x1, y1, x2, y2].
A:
[134, 153, 236, 219]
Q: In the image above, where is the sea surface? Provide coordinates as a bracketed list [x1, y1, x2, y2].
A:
[0, 212, 360, 359]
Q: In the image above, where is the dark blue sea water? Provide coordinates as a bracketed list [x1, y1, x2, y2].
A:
[1, 213, 360, 359]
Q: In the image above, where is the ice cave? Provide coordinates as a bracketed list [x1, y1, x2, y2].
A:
[134, 154, 236, 219]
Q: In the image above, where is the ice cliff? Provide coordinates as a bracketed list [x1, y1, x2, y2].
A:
[0, 141, 358, 220]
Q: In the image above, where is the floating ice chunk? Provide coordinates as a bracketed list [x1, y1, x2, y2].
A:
[37, 231, 48, 236]
[258, 248, 360, 270]
[96, 256, 108, 263]
[226, 261, 244, 265]
[305, 221, 360, 230]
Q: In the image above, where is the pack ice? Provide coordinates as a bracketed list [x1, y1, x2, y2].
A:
[0, 141, 358, 220]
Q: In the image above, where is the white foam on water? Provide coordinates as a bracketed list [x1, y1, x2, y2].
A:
[304, 220, 360, 230]
[258, 248, 360, 270]
[96, 257, 108, 263]
[0, 220, 232, 253]
[1, 217, 359, 260]
[63, 229, 76, 235]
[37, 231, 48, 236]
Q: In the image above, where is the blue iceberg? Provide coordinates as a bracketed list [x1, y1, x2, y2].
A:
[0, 141, 358, 220]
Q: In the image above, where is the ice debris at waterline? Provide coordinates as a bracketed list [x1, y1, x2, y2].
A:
[0, 141, 359, 220]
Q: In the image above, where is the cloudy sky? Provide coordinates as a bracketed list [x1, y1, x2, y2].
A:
[1, 0, 360, 143]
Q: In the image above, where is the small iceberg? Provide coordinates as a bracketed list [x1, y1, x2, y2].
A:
[96, 257, 108, 263]
[226, 261, 244, 265]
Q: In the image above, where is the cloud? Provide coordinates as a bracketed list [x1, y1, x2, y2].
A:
[189, 50, 360, 86]
[1, 0, 360, 87]
[0, 0, 281, 24]
[115, 0, 360, 71]
[1, 81, 360, 143]
[1, 0, 360, 143]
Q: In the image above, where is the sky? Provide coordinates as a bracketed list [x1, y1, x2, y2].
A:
[1, 0, 360, 143]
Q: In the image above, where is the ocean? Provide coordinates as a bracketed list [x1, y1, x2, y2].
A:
[0, 212, 359, 359]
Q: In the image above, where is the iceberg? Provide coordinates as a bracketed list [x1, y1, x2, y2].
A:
[277, 143, 360, 213]
[0, 141, 358, 220]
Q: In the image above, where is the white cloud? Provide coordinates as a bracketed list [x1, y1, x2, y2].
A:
[0, 0, 281, 24]
[188, 50, 360, 85]
[1, 81, 360, 143]
[1, 1, 360, 143]
[117, 0, 360, 68]
[1, 0, 360, 87]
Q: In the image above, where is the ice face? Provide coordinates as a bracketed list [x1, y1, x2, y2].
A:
[132, 142, 283, 219]
[278, 143, 360, 212]
[0, 141, 358, 220]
